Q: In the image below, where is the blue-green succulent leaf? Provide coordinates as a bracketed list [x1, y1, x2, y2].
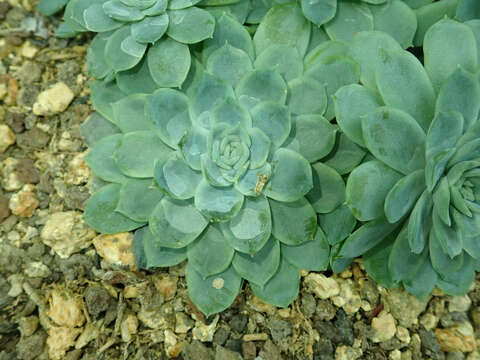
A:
[288, 77, 327, 116]
[131, 14, 169, 43]
[324, 2, 374, 42]
[87, 33, 112, 79]
[430, 230, 464, 277]
[206, 44, 253, 87]
[413, 0, 458, 47]
[116, 178, 164, 222]
[104, 0, 145, 21]
[322, 133, 367, 175]
[169, 0, 202, 9]
[116, 57, 158, 95]
[157, 158, 202, 199]
[105, 26, 147, 72]
[236, 69, 287, 110]
[80, 112, 121, 147]
[408, 190, 433, 254]
[235, 163, 272, 197]
[211, 97, 252, 128]
[363, 235, 398, 289]
[195, 180, 244, 221]
[300, 0, 336, 26]
[432, 206, 463, 258]
[254, 45, 303, 81]
[90, 80, 125, 122]
[456, 0, 480, 21]
[307, 162, 345, 214]
[319, 204, 357, 245]
[248, 128, 271, 169]
[251, 102, 291, 148]
[179, 126, 208, 170]
[84, 4, 123, 32]
[167, 7, 215, 44]
[111, 94, 153, 133]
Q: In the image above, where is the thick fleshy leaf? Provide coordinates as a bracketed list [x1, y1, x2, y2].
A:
[362, 107, 426, 175]
[67, 0, 97, 28]
[301, 0, 336, 26]
[149, 197, 208, 248]
[87, 33, 111, 79]
[85, 134, 129, 183]
[425, 111, 464, 191]
[206, 45, 253, 87]
[307, 163, 345, 214]
[334, 84, 382, 147]
[84, 4, 123, 32]
[463, 234, 480, 259]
[190, 73, 235, 129]
[236, 69, 287, 109]
[402, 254, 437, 300]
[203, 13, 254, 61]
[324, 2, 373, 42]
[187, 264, 242, 317]
[116, 178, 163, 222]
[430, 230, 464, 277]
[145, 89, 191, 149]
[437, 255, 475, 296]
[167, 7, 215, 44]
[201, 154, 231, 187]
[195, 180, 244, 221]
[264, 148, 312, 202]
[385, 170, 425, 224]
[253, 3, 310, 57]
[111, 94, 153, 133]
[250, 257, 300, 308]
[346, 160, 403, 221]
[211, 97, 251, 128]
[288, 115, 336, 163]
[435, 68, 480, 130]
[403, 0, 433, 8]
[114, 131, 172, 178]
[319, 204, 357, 245]
[134, 226, 187, 268]
[466, 20, 480, 65]
[456, 0, 480, 21]
[90, 80, 125, 121]
[306, 26, 330, 54]
[348, 31, 402, 91]
[235, 163, 272, 197]
[249, 128, 271, 169]
[131, 14, 169, 44]
[432, 177, 451, 226]
[389, 226, 428, 282]
[424, 18, 478, 92]
[84, 184, 145, 234]
[120, 0, 157, 8]
[363, 235, 397, 289]
[432, 207, 463, 258]
[169, 0, 202, 9]
[269, 197, 316, 246]
[155, 158, 202, 199]
[232, 236, 280, 286]
[179, 126, 208, 170]
[105, 26, 146, 72]
[368, 0, 417, 49]
[288, 77, 327, 116]
[55, 21, 82, 38]
[104, 0, 145, 21]
[187, 224, 234, 278]
[375, 48, 435, 131]
[413, 0, 458, 47]
[251, 102, 291, 148]
[221, 196, 272, 254]
[305, 56, 360, 121]
[116, 57, 158, 95]
[304, 40, 349, 70]
[38, 0, 69, 15]
[330, 244, 353, 273]
[322, 133, 367, 175]
[339, 218, 398, 258]
[148, 37, 191, 87]
[408, 190, 433, 254]
[132, 227, 148, 269]
[282, 227, 330, 271]
[254, 45, 303, 81]
[80, 112, 121, 147]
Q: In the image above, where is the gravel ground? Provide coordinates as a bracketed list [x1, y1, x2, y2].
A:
[0, 1, 480, 359]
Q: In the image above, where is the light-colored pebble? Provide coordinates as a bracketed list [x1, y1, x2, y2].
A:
[370, 311, 396, 343]
[33, 82, 74, 116]
[335, 345, 363, 360]
[75, 322, 99, 349]
[9, 184, 39, 218]
[1, 157, 23, 191]
[0, 124, 15, 153]
[192, 315, 219, 342]
[121, 313, 138, 342]
[304, 273, 340, 299]
[93, 232, 135, 268]
[24, 261, 51, 278]
[435, 322, 476, 353]
[46, 288, 85, 328]
[420, 313, 438, 331]
[396, 326, 410, 344]
[18, 316, 39, 337]
[175, 313, 193, 334]
[332, 279, 361, 315]
[448, 295, 472, 313]
[389, 349, 402, 360]
[7, 274, 24, 297]
[47, 326, 82, 360]
[41, 211, 96, 259]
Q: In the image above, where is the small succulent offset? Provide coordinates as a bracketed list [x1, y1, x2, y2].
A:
[81, 14, 358, 316]
[334, 20, 480, 298]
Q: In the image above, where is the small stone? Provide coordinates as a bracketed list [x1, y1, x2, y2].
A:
[121, 313, 138, 342]
[21, 40, 38, 58]
[16, 127, 50, 150]
[248, 296, 276, 314]
[396, 326, 411, 344]
[389, 349, 402, 360]
[15, 158, 39, 185]
[435, 322, 476, 353]
[242, 341, 256, 360]
[230, 314, 248, 333]
[300, 293, 316, 318]
[215, 345, 243, 360]
[47, 326, 82, 360]
[0, 195, 11, 222]
[154, 275, 177, 300]
[383, 288, 427, 328]
[304, 273, 340, 299]
[33, 82, 74, 116]
[16, 331, 47, 360]
[335, 345, 363, 360]
[64, 153, 90, 185]
[182, 340, 214, 360]
[7, 273, 23, 297]
[419, 329, 444, 359]
[471, 307, 480, 329]
[332, 279, 361, 315]
[9, 184, 38, 217]
[18, 316, 39, 337]
[124, 285, 139, 299]
[268, 319, 292, 343]
[2, 157, 24, 191]
[316, 299, 337, 321]
[41, 212, 96, 259]
[467, 352, 480, 360]
[165, 330, 181, 358]
[47, 288, 85, 328]
[93, 232, 135, 268]
[259, 340, 282, 360]
[84, 286, 111, 318]
[193, 315, 219, 342]
[175, 312, 193, 334]
[370, 311, 396, 343]
[24, 261, 51, 278]
[421, 313, 439, 331]
[75, 322, 99, 349]
[137, 309, 167, 330]
[448, 295, 472, 313]
[0, 124, 14, 153]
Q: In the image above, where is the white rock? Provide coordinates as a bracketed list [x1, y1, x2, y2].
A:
[370, 311, 396, 343]
[1, 157, 23, 191]
[9, 184, 39, 218]
[0, 124, 15, 153]
[192, 315, 219, 342]
[332, 279, 361, 315]
[33, 82, 74, 116]
[47, 326, 82, 360]
[46, 288, 85, 328]
[121, 313, 138, 342]
[93, 232, 135, 268]
[75, 322, 99, 349]
[448, 295, 472, 313]
[335, 345, 363, 360]
[24, 261, 51, 278]
[389, 349, 401, 360]
[304, 273, 340, 299]
[41, 211, 96, 259]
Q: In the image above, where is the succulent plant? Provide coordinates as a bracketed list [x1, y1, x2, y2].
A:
[80, 12, 366, 316]
[38, 0, 70, 15]
[333, 20, 480, 298]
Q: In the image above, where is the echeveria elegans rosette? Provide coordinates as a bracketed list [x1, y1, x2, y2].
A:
[334, 21, 480, 299]
[82, 14, 355, 316]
